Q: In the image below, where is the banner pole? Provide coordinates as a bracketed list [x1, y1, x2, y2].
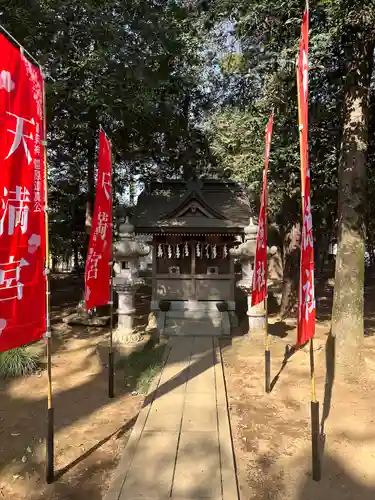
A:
[296, 53, 321, 482]
[41, 75, 54, 484]
[0, 24, 41, 69]
[264, 164, 270, 394]
[108, 140, 114, 399]
[108, 261, 114, 398]
[264, 111, 273, 394]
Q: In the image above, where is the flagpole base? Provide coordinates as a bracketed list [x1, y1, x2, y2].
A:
[108, 350, 114, 399]
[46, 407, 54, 484]
[311, 401, 321, 481]
[265, 350, 271, 393]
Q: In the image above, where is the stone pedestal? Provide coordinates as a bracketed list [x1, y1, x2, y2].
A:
[230, 218, 277, 337]
[113, 285, 142, 344]
[247, 296, 266, 333]
[112, 217, 150, 350]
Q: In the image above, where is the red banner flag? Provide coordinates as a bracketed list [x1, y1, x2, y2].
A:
[297, 7, 316, 346]
[252, 114, 274, 307]
[84, 129, 112, 311]
[0, 34, 46, 352]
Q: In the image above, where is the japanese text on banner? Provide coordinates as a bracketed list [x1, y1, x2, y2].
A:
[0, 34, 46, 352]
[84, 130, 112, 311]
[297, 8, 316, 346]
[251, 114, 273, 307]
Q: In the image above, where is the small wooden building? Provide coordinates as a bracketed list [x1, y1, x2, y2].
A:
[133, 179, 252, 333]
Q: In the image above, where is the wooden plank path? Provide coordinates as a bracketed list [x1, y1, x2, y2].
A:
[104, 336, 239, 500]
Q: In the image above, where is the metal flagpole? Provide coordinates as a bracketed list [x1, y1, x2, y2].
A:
[264, 114, 273, 394]
[296, 46, 321, 481]
[264, 212, 270, 393]
[108, 139, 115, 399]
[0, 24, 40, 68]
[41, 72, 54, 484]
[0, 24, 55, 485]
[108, 261, 114, 398]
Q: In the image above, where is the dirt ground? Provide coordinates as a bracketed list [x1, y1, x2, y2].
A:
[2, 274, 375, 500]
[222, 279, 375, 500]
[0, 275, 144, 500]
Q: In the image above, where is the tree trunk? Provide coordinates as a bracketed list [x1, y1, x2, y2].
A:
[280, 222, 301, 318]
[85, 108, 97, 242]
[331, 36, 374, 379]
[73, 242, 80, 273]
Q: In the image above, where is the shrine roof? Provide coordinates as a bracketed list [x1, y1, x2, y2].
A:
[133, 179, 252, 234]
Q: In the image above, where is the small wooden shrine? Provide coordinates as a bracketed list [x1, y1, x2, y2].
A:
[133, 179, 252, 326]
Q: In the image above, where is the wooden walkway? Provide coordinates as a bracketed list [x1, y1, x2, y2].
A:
[104, 336, 239, 500]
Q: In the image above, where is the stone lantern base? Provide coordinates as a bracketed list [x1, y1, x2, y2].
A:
[248, 299, 267, 334]
[113, 285, 143, 346]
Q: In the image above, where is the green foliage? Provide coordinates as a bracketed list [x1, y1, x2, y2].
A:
[0, 347, 40, 379]
[205, 0, 344, 244]
[123, 344, 166, 395]
[2, 0, 213, 263]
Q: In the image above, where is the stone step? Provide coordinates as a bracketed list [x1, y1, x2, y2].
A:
[166, 310, 222, 320]
[164, 318, 222, 337]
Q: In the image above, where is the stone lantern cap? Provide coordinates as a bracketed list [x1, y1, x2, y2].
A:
[230, 217, 257, 259]
[230, 217, 277, 260]
[244, 217, 258, 238]
[113, 216, 150, 260]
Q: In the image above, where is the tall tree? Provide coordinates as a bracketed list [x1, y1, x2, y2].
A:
[331, 2, 375, 377]
[2, 0, 212, 264]
[206, 0, 343, 315]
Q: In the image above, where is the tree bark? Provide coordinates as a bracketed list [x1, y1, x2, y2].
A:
[280, 222, 301, 318]
[331, 35, 374, 379]
[85, 108, 97, 241]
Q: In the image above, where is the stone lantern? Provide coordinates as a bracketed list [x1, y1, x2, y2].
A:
[112, 217, 150, 345]
[230, 218, 277, 334]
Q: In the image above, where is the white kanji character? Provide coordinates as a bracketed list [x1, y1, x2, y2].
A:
[94, 211, 109, 241]
[0, 318, 6, 335]
[205, 245, 210, 259]
[257, 218, 265, 250]
[87, 250, 102, 280]
[0, 186, 31, 236]
[212, 244, 217, 259]
[85, 286, 91, 301]
[265, 129, 271, 160]
[34, 123, 40, 155]
[102, 173, 112, 200]
[302, 49, 308, 102]
[157, 244, 163, 258]
[176, 245, 181, 259]
[167, 245, 172, 259]
[303, 269, 315, 323]
[256, 261, 265, 292]
[184, 242, 189, 257]
[0, 256, 29, 302]
[0, 70, 15, 92]
[5, 112, 35, 164]
[223, 244, 228, 258]
[302, 196, 313, 250]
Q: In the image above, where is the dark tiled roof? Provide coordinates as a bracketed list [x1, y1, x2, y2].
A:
[133, 179, 252, 234]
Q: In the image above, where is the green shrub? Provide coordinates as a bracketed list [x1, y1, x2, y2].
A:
[0, 346, 40, 379]
[123, 345, 166, 395]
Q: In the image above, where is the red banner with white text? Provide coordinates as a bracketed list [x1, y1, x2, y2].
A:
[251, 114, 273, 306]
[297, 8, 316, 346]
[84, 130, 112, 311]
[0, 34, 46, 352]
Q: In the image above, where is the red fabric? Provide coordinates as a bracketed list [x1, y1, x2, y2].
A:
[251, 114, 273, 307]
[0, 34, 46, 352]
[84, 130, 112, 311]
[297, 9, 316, 346]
